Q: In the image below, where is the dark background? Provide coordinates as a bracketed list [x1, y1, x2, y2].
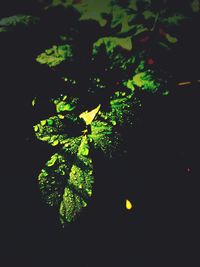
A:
[1, 1, 200, 266]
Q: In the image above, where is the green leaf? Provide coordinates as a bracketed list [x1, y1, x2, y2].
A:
[110, 90, 135, 125]
[53, 95, 78, 113]
[36, 45, 73, 67]
[90, 119, 120, 156]
[38, 151, 73, 206]
[38, 134, 94, 224]
[110, 5, 136, 33]
[76, 0, 112, 26]
[60, 188, 87, 224]
[34, 115, 81, 146]
[131, 71, 160, 92]
[93, 36, 133, 56]
[59, 135, 94, 223]
[34, 115, 67, 146]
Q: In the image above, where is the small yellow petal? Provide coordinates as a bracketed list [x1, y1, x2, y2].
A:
[126, 199, 133, 210]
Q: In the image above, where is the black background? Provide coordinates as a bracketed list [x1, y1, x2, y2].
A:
[1, 1, 200, 266]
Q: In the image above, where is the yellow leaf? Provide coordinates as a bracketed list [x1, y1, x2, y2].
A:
[79, 104, 101, 125]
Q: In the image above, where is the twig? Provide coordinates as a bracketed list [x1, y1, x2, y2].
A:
[178, 80, 200, 86]
[151, 12, 159, 32]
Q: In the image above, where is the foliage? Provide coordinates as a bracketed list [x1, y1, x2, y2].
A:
[1, 0, 199, 225]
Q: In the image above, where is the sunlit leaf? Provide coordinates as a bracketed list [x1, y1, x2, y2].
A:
[79, 104, 101, 125]
[36, 45, 73, 67]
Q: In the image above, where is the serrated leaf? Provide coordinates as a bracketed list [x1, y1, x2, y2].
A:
[59, 135, 94, 223]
